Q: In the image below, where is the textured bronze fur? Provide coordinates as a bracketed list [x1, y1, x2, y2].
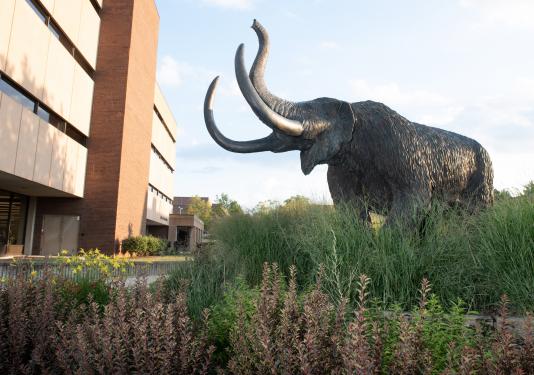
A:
[203, 20, 494, 223]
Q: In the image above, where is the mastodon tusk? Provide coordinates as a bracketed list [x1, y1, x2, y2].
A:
[249, 19, 296, 114]
[234, 44, 303, 137]
[203, 76, 278, 153]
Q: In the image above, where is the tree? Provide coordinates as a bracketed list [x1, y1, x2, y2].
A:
[187, 196, 212, 226]
[282, 195, 311, 211]
[523, 181, 534, 197]
[253, 200, 280, 214]
[213, 193, 243, 217]
[494, 188, 512, 201]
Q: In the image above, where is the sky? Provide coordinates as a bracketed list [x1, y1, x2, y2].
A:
[154, 0, 534, 208]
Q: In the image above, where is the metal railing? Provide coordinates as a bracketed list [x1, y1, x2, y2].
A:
[0, 258, 187, 280]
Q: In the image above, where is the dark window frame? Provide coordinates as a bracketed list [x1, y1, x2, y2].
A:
[0, 72, 88, 147]
[151, 144, 175, 172]
[154, 105, 177, 143]
[148, 184, 173, 203]
[25, 0, 96, 78]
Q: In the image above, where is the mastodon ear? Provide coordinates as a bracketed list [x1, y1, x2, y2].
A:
[300, 101, 355, 175]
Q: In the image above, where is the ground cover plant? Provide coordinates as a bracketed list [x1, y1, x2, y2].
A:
[2, 262, 534, 373]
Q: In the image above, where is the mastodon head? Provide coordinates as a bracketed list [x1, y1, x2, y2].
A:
[204, 20, 355, 174]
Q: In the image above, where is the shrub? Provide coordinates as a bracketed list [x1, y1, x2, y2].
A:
[2, 262, 534, 373]
[146, 235, 168, 255]
[58, 249, 131, 277]
[122, 235, 168, 256]
[56, 249, 131, 308]
[122, 236, 148, 255]
[0, 267, 215, 374]
[208, 278, 259, 364]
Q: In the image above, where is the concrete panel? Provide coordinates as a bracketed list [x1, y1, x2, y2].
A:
[63, 138, 78, 194]
[49, 129, 67, 190]
[0, 94, 22, 173]
[33, 120, 55, 185]
[148, 149, 173, 198]
[14, 107, 40, 180]
[40, 0, 55, 14]
[0, 0, 16, 71]
[43, 36, 75, 120]
[152, 111, 176, 167]
[77, 0, 100, 68]
[5, 0, 51, 98]
[154, 84, 178, 140]
[52, 0, 82, 46]
[69, 63, 94, 136]
[146, 189, 172, 225]
[74, 145, 87, 197]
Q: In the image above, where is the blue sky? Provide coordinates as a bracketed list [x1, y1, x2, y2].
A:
[155, 0, 534, 207]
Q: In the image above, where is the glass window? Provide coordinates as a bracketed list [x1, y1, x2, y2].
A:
[48, 23, 60, 40]
[36, 104, 50, 122]
[0, 190, 28, 256]
[0, 77, 35, 112]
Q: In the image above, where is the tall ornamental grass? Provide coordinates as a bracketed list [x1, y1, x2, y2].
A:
[169, 191, 533, 315]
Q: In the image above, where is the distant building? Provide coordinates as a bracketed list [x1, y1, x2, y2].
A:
[168, 214, 204, 251]
[0, 0, 177, 256]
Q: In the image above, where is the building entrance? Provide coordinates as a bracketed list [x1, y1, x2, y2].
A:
[0, 190, 28, 256]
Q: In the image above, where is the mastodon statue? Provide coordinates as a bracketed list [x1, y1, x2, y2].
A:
[203, 20, 494, 224]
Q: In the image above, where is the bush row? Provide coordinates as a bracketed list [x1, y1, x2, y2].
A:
[121, 235, 168, 256]
[2, 263, 534, 373]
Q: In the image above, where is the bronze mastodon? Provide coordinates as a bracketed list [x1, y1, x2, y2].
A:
[203, 20, 494, 223]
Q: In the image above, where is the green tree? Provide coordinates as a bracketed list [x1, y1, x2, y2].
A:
[494, 188, 512, 201]
[213, 193, 243, 217]
[282, 195, 311, 211]
[187, 196, 212, 226]
[523, 181, 534, 197]
[253, 199, 280, 214]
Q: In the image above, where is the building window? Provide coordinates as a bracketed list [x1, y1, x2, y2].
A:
[0, 73, 87, 147]
[24, 0, 95, 77]
[148, 184, 172, 204]
[0, 190, 28, 256]
[151, 145, 174, 172]
[153, 106, 176, 143]
[0, 77, 35, 112]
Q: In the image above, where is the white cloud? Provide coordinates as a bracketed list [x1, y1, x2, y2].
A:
[157, 55, 218, 89]
[157, 56, 184, 87]
[201, 0, 254, 10]
[174, 157, 330, 208]
[460, 0, 534, 29]
[319, 41, 340, 50]
[349, 79, 459, 126]
[350, 79, 450, 108]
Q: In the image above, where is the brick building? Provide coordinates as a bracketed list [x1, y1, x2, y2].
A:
[0, 0, 177, 255]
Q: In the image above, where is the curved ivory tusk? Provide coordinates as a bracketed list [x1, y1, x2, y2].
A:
[249, 19, 296, 112]
[204, 76, 277, 153]
[235, 44, 303, 137]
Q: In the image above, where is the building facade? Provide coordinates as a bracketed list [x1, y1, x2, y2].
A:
[0, 0, 177, 256]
